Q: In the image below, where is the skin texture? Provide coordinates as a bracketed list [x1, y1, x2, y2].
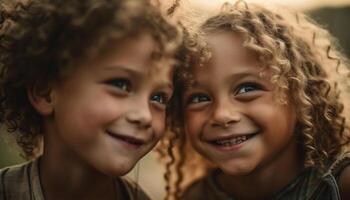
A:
[183, 32, 303, 199]
[29, 33, 174, 200]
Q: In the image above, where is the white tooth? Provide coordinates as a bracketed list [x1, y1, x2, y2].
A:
[232, 139, 238, 145]
[215, 135, 251, 146]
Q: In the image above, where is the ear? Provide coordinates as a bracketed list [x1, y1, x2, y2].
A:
[27, 86, 55, 116]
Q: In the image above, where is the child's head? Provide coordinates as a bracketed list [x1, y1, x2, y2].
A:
[165, 0, 350, 195]
[0, 0, 180, 175]
[183, 29, 300, 176]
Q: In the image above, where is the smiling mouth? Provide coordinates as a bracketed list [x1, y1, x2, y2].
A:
[107, 131, 146, 147]
[208, 132, 258, 147]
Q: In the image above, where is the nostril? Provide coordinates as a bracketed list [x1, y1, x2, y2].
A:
[211, 118, 241, 129]
[143, 123, 151, 129]
[212, 109, 242, 128]
[224, 120, 234, 128]
[126, 112, 152, 129]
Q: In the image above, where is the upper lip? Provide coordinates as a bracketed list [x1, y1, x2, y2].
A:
[106, 130, 147, 145]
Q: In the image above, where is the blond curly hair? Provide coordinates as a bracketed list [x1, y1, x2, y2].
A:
[159, 1, 350, 199]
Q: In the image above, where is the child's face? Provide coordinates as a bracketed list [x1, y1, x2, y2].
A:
[47, 33, 174, 176]
[183, 32, 298, 176]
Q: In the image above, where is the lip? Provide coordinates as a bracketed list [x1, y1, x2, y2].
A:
[204, 132, 259, 152]
[106, 131, 147, 148]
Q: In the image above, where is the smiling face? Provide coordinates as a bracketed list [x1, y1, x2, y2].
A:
[44, 33, 174, 176]
[183, 31, 299, 176]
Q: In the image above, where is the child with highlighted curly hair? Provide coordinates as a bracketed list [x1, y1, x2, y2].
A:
[0, 0, 180, 199]
[162, 1, 350, 200]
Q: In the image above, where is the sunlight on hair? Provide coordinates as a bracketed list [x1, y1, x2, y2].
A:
[190, 0, 350, 10]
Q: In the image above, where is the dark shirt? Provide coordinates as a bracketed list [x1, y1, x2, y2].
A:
[0, 158, 151, 200]
[181, 153, 350, 200]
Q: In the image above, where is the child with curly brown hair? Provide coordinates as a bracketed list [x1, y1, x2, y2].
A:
[162, 1, 350, 200]
[0, 0, 180, 199]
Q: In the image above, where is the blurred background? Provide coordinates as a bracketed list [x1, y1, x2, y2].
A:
[1, 0, 349, 199]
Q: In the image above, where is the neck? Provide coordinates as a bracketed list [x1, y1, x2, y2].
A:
[39, 134, 116, 200]
[217, 143, 304, 200]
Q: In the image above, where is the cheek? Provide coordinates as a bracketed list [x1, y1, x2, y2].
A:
[63, 94, 124, 133]
[265, 104, 296, 132]
[249, 103, 296, 139]
[277, 106, 297, 136]
[151, 111, 167, 138]
[82, 97, 122, 125]
[184, 111, 206, 137]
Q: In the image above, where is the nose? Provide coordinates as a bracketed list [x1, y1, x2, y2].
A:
[126, 97, 152, 129]
[211, 98, 241, 128]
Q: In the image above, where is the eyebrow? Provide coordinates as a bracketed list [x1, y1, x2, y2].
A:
[102, 65, 143, 79]
[102, 65, 173, 89]
[227, 71, 263, 81]
[165, 83, 174, 90]
[156, 79, 174, 90]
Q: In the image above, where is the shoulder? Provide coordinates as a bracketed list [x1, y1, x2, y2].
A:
[338, 164, 350, 200]
[116, 177, 151, 200]
[0, 161, 32, 185]
[181, 170, 228, 200]
[329, 152, 350, 199]
[181, 177, 208, 200]
[0, 161, 35, 198]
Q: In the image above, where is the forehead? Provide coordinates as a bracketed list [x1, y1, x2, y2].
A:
[192, 32, 262, 78]
[99, 33, 156, 64]
[207, 32, 258, 66]
[70, 32, 175, 84]
[110, 33, 174, 84]
[149, 59, 174, 82]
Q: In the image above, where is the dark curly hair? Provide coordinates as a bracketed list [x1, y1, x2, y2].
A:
[159, 1, 350, 199]
[0, 0, 181, 160]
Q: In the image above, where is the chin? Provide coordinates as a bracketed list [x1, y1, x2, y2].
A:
[101, 161, 137, 177]
[221, 168, 250, 176]
[219, 163, 255, 176]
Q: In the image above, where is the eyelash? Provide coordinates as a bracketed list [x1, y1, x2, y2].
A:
[186, 82, 262, 105]
[104, 79, 172, 109]
[235, 82, 262, 95]
[151, 92, 170, 106]
[106, 78, 131, 92]
[187, 93, 211, 105]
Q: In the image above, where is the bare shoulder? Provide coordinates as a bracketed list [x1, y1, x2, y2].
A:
[339, 164, 350, 199]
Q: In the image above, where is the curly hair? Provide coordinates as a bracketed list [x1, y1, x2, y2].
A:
[161, 1, 350, 199]
[0, 0, 181, 160]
